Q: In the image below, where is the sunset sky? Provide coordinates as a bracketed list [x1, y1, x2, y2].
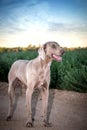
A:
[0, 0, 87, 48]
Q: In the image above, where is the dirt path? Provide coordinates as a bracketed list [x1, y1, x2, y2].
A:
[0, 82, 87, 130]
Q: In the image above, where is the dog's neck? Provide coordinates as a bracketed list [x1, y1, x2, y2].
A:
[39, 55, 52, 68]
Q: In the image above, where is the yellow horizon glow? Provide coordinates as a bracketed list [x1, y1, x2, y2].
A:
[0, 30, 87, 48]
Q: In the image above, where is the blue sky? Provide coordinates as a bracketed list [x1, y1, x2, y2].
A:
[0, 0, 87, 47]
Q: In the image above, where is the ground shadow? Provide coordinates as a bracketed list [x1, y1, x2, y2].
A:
[31, 89, 55, 123]
[8, 87, 55, 124]
[10, 86, 22, 118]
[47, 89, 55, 123]
[31, 89, 40, 121]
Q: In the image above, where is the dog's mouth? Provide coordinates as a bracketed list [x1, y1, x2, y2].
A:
[52, 54, 62, 62]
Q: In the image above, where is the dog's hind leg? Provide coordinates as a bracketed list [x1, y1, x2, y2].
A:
[6, 82, 15, 121]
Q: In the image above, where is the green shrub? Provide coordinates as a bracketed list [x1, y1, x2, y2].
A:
[0, 48, 87, 92]
[50, 49, 87, 92]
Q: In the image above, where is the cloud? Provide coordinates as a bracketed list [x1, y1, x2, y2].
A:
[0, 0, 38, 7]
[48, 22, 87, 33]
[0, 0, 50, 36]
[0, 0, 87, 48]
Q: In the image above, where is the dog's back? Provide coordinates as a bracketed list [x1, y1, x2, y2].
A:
[8, 60, 29, 85]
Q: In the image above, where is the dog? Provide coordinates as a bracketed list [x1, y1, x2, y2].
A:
[6, 41, 65, 127]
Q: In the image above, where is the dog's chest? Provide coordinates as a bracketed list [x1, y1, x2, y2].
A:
[39, 69, 45, 79]
[35, 67, 50, 89]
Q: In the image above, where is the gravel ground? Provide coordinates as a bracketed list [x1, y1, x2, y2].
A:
[0, 82, 87, 130]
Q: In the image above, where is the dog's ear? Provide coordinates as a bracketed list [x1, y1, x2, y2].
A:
[38, 44, 47, 60]
[43, 43, 47, 51]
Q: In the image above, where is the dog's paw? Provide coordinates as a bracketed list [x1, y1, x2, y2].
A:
[43, 120, 52, 127]
[26, 121, 33, 127]
[6, 116, 12, 121]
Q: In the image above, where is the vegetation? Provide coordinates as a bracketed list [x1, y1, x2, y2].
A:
[0, 46, 87, 93]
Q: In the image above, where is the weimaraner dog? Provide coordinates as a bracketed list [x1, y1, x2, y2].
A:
[6, 41, 64, 127]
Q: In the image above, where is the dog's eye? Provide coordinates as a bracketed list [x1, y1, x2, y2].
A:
[52, 44, 56, 49]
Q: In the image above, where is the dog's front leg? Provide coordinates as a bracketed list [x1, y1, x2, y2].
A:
[41, 87, 51, 127]
[26, 87, 33, 127]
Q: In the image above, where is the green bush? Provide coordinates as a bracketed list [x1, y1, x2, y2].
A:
[0, 50, 38, 81]
[50, 49, 87, 92]
[0, 48, 87, 92]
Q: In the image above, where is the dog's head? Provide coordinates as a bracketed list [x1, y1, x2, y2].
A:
[38, 41, 65, 62]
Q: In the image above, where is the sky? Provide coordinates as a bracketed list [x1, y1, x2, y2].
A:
[0, 0, 87, 48]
